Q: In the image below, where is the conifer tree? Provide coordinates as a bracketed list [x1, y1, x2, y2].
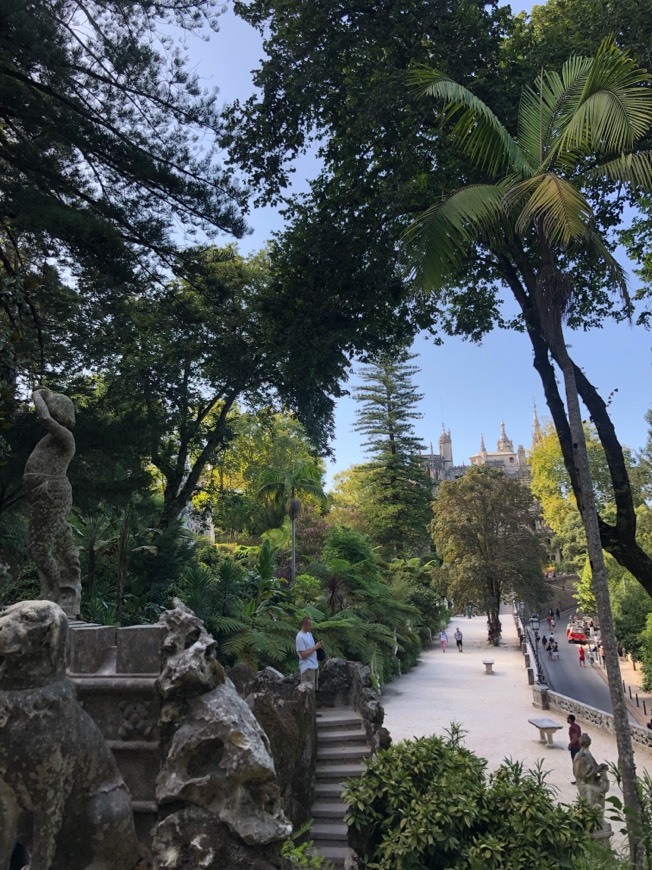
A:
[352, 350, 433, 558]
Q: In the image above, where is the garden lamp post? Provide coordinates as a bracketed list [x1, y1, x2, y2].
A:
[530, 613, 540, 633]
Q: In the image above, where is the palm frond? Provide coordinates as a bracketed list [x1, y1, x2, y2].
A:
[518, 65, 590, 169]
[555, 38, 652, 157]
[589, 150, 652, 190]
[409, 66, 530, 177]
[404, 183, 509, 289]
[578, 227, 628, 301]
[506, 173, 594, 247]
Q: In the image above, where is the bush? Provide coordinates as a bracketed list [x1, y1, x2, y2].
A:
[343, 727, 598, 869]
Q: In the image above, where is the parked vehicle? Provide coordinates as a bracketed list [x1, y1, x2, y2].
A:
[567, 622, 587, 643]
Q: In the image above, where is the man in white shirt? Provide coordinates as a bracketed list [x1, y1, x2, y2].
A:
[296, 616, 322, 689]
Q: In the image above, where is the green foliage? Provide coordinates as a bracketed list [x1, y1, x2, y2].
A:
[351, 350, 435, 559]
[280, 822, 334, 869]
[344, 729, 596, 868]
[0, 562, 39, 607]
[612, 573, 652, 662]
[432, 466, 547, 638]
[638, 614, 652, 691]
[387, 557, 449, 640]
[0, 0, 245, 290]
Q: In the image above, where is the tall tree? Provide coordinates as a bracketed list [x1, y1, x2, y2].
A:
[0, 1, 247, 418]
[352, 350, 433, 559]
[0, 1, 245, 283]
[405, 40, 652, 858]
[68, 246, 336, 530]
[224, 0, 652, 602]
[432, 466, 546, 644]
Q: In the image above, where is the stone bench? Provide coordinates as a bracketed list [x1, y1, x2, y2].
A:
[482, 660, 495, 675]
[528, 717, 563, 746]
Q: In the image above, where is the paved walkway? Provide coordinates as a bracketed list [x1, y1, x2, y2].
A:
[381, 610, 652, 812]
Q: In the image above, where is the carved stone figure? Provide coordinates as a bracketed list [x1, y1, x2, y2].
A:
[0, 600, 139, 870]
[573, 732, 610, 824]
[151, 600, 291, 868]
[23, 388, 81, 617]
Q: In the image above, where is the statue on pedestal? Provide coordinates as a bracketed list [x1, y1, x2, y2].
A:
[573, 732, 611, 833]
[23, 388, 81, 618]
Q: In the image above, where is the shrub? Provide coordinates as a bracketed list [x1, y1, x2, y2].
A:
[343, 726, 598, 869]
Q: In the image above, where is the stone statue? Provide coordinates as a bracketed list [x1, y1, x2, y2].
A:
[573, 732, 610, 827]
[0, 600, 139, 869]
[23, 388, 81, 618]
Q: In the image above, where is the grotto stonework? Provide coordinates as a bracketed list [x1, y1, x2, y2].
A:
[150, 600, 292, 868]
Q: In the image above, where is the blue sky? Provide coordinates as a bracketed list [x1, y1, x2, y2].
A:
[194, 2, 652, 486]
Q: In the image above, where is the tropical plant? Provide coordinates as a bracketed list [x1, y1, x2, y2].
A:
[406, 39, 652, 856]
[258, 459, 326, 582]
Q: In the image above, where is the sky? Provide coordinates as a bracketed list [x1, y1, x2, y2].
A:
[192, 1, 652, 487]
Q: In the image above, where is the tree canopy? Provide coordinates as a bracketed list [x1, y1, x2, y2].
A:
[432, 466, 546, 641]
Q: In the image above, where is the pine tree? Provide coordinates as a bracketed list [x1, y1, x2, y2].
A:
[352, 350, 433, 558]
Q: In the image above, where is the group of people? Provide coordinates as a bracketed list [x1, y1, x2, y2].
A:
[542, 634, 560, 660]
[438, 628, 464, 653]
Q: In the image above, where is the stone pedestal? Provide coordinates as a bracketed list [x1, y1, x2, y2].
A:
[532, 684, 549, 709]
[68, 623, 163, 843]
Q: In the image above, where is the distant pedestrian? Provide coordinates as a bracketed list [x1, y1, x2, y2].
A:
[555, 608, 560, 620]
[296, 616, 322, 690]
[578, 646, 586, 667]
[567, 714, 582, 782]
[535, 632, 540, 649]
[551, 618, 556, 630]
[541, 634, 548, 650]
[454, 627, 463, 652]
[440, 630, 448, 653]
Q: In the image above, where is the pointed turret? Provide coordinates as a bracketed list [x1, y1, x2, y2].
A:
[497, 421, 514, 453]
[532, 401, 542, 444]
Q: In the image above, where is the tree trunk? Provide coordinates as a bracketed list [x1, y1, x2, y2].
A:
[552, 335, 643, 863]
[526, 306, 652, 596]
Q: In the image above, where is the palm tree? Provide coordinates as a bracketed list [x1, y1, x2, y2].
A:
[405, 39, 652, 862]
[257, 460, 326, 583]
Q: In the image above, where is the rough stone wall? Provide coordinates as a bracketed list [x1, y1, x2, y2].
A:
[226, 664, 317, 828]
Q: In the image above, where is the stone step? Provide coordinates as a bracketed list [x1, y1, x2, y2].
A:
[311, 821, 348, 841]
[318, 729, 368, 745]
[311, 843, 350, 866]
[315, 781, 346, 799]
[316, 762, 364, 781]
[316, 710, 363, 731]
[312, 800, 348, 818]
[317, 744, 371, 762]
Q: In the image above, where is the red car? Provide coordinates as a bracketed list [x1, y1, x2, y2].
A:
[567, 623, 588, 643]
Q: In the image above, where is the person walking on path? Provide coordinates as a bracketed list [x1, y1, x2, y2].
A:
[578, 646, 586, 667]
[296, 616, 322, 690]
[454, 627, 463, 652]
[568, 714, 582, 783]
[440, 629, 448, 652]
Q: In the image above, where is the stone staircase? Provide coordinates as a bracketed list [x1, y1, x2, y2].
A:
[311, 708, 372, 867]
